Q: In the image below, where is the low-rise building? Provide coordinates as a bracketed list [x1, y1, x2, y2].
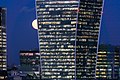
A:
[19, 50, 40, 79]
[96, 44, 120, 79]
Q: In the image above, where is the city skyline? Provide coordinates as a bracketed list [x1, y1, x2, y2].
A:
[0, 0, 120, 79]
[0, 0, 120, 66]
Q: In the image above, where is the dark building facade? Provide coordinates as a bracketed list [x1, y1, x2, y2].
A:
[20, 50, 40, 79]
[96, 44, 120, 79]
[36, 0, 104, 79]
[114, 46, 120, 79]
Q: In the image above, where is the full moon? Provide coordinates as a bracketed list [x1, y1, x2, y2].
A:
[32, 19, 38, 29]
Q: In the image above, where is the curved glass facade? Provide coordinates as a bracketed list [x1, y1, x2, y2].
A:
[36, 0, 104, 79]
[76, 0, 103, 79]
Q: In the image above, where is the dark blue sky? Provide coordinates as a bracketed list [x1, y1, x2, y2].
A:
[3, 0, 39, 65]
[100, 0, 120, 45]
[0, 0, 120, 65]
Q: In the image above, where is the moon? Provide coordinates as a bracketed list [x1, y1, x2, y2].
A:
[32, 19, 38, 29]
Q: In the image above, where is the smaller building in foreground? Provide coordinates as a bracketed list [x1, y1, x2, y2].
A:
[96, 44, 120, 79]
[19, 50, 40, 79]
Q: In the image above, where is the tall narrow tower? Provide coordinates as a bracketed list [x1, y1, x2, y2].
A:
[0, 7, 7, 71]
[36, 0, 104, 79]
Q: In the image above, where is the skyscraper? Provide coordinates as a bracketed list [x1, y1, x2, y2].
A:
[36, 0, 104, 79]
[0, 7, 7, 80]
[0, 7, 7, 71]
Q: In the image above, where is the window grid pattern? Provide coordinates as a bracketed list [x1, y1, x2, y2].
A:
[76, 0, 103, 79]
[0, 8, 7, 71]
[36, 0, 78, 79]
[36, 0, 104, 79]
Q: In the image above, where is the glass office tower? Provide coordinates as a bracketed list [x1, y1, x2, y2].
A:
[0, 7, 7, 71]
[36, 0, 104, 79]
[76, 0, 104, 79]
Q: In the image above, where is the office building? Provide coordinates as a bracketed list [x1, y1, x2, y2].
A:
[0, 7, 7, 70]
[20, 50, 40, 79]
[0, 7, 7, 79]
[36, 0, 104, 79]
[96, 44, 120, 79]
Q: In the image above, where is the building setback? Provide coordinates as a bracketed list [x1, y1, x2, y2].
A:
[36, 0, 104, 79]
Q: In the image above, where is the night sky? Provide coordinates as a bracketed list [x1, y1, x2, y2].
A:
[0, 0, 120, 65]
